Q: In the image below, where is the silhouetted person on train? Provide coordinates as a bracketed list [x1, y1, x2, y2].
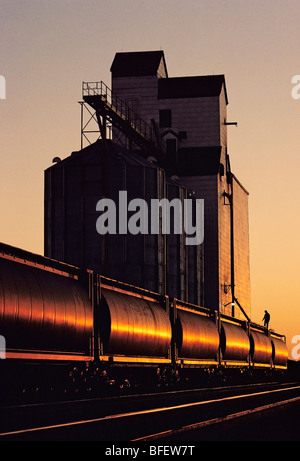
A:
[263, 310, 270, 329]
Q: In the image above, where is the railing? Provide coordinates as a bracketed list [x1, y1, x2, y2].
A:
[82, 81, 154, 144]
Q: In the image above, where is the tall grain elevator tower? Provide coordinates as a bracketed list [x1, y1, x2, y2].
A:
[45, 50, 251, 321]
[110, 51, 251, 320]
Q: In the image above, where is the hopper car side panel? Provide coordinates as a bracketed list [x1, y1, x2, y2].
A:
[172, 299, 219, 366]
[220, 319, 250, 366]
[0, 246, 93, 361]
[271, 335, 289, 368]
[0, 242, 288, 398]
[250, 328, 273, 367]
[99, 285, 172, 362]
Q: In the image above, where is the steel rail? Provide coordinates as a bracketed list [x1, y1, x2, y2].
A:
[133, 395, 300, 441]
[1, 384, 300, 439]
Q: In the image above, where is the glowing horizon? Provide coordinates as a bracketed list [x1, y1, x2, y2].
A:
[1, 0, 299, 358]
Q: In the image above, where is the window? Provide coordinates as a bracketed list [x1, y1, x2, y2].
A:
[159, 109, 172, 128]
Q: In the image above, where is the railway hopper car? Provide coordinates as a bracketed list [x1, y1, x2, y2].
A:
[171, 299, 287, 371]
[0, 243, 288, 402]
[0, 246, 93, 363]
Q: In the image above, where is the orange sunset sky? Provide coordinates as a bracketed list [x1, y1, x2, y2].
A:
[0, 0, 299, 358]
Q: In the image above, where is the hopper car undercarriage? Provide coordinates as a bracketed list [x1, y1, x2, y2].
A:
[0, 243, 288, 403]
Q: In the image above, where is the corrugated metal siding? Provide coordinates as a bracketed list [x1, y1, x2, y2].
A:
[180, 174, 219, 310]
[232, 176, 251, 318]
[45, 141, 204, 303]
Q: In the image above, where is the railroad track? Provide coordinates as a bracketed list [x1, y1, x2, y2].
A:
[1, 382, 300, 441]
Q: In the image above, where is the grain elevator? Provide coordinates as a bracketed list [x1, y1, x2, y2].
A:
[44, 50, 250, 320]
